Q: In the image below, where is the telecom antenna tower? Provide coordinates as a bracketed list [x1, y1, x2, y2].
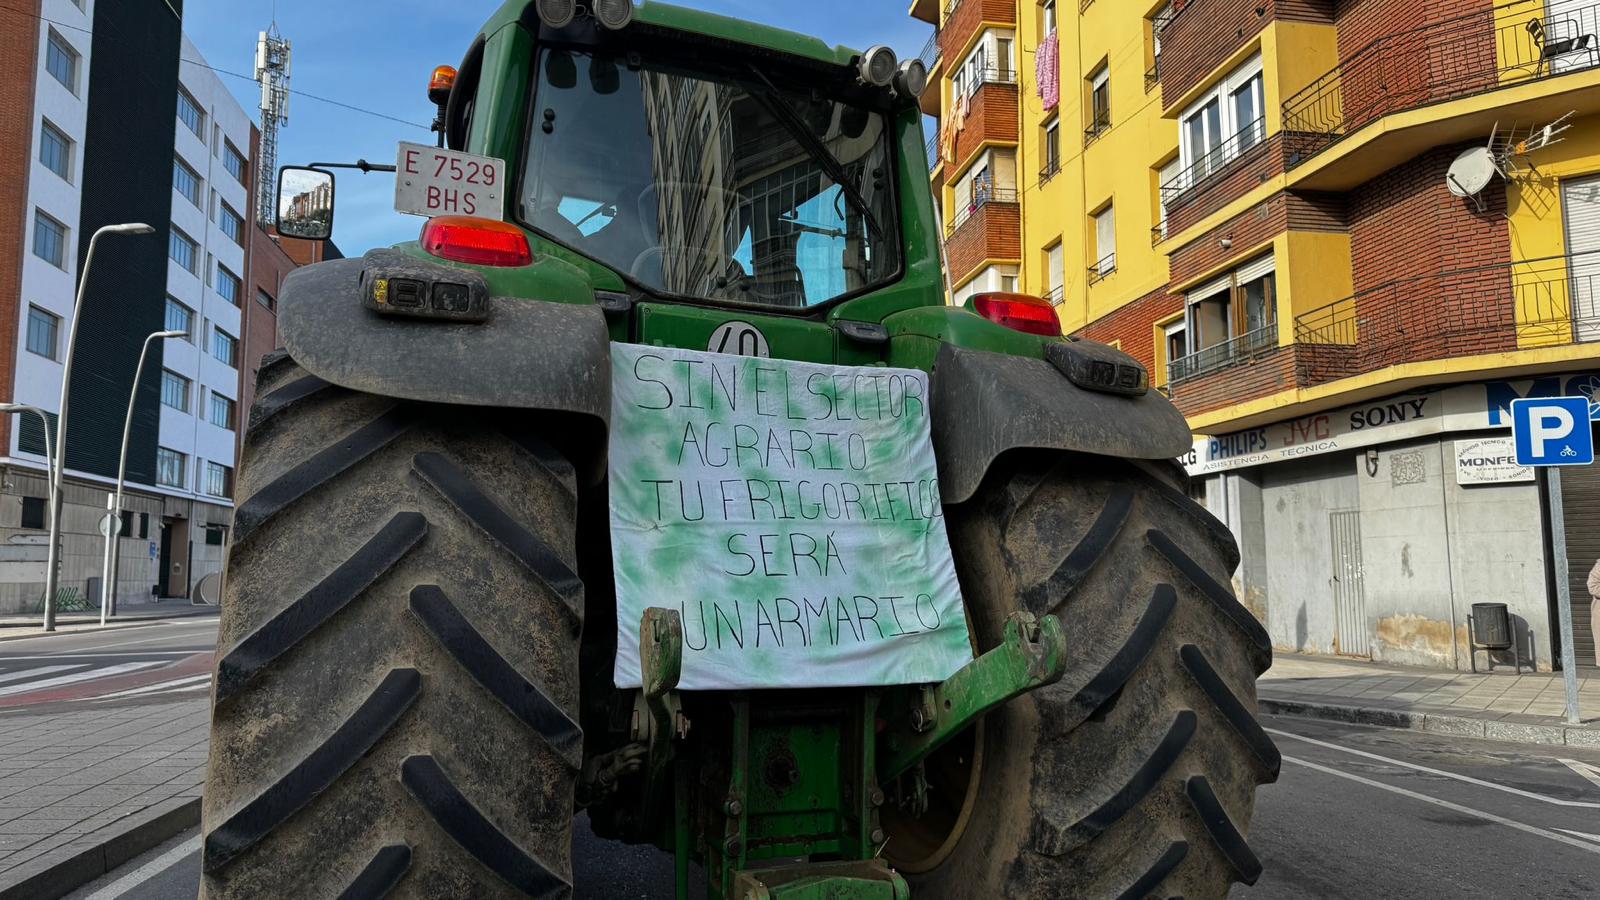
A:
[255, 25, 291, 227]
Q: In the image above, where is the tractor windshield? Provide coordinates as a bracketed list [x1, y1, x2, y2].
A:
[521, 48, 900, 309]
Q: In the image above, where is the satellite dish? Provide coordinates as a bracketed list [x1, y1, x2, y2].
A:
[1447, 146, 1497, 198]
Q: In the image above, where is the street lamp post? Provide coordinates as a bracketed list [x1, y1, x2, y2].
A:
[0, 405, 56, 618]
[43, 222, 155, 632]
[99, 329, 188, 625]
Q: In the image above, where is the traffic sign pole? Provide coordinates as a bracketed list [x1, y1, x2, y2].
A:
[1546, 468, 1582, 726]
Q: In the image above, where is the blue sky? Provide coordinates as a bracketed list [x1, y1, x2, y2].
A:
[184, 0, 934, 255]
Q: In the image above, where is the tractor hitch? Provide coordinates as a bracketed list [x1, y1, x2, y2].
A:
[878, 611, 1067, 781]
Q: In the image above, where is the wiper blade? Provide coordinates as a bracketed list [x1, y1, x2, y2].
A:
[745, 64, 885, 243]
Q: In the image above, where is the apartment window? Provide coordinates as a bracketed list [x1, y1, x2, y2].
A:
[963, 44, 989, 98]
[39, 120, 72, 181]
[996, 38, 1013, 80]
[212, 328, 238, 367]
[1000, 274, 1019, 293]
[173, 158, 202, 208]
[1092, 204, 1116, 279]
[1155, 156, 1181, 240]
[157, 448, 186, 488]
[33, 210, 67, 269]
[20, 496, 46, 530]
[208, 392, 236, 430]
[257, 289, 275, 311]
[26, 306, 59, 360]
[217, 264, 241, 306]
[1163, 319, 1188, 380]
[170, 226, 197, 274]
[165, 296, 194, 340]
[1148, 3, 1173, 85]
[161, 369, 190, 412]
[1046, 242, 1065, 304]
[177, 87, 205, 137]
[118, 510, 133, 538]
[1177, 54, 1264, 190]
[1175, 254, 1278, 379]
[205, 252, 214, 287]
[1086, 65, 1111, 141]
[1041, 118, 1061, 180]
[45, 30, 78, 93]
[219, 202, 244, 246]
[139, 513, 149, 539]
[205, 524, 227, 545]
[224, 140, 247, 184]
[204, 461, 233, 499]
[1042, 0, 1057, 35]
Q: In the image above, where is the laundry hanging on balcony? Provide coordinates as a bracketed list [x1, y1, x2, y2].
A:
[1037, 30, 1060, 111]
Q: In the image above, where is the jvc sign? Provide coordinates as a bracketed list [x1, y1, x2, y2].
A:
[1510, 397, 1595, 467]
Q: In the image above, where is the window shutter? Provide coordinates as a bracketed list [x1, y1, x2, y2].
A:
[1235, 252, 1275, 285]
[1186, 274, 1232, 303]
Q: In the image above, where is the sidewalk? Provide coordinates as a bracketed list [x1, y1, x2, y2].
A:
[0, 599, 216, 640]
[1259, 652, 1600, 748]
[0, 698, 207, 899]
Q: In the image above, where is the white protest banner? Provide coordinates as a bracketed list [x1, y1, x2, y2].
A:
[608, 343, 973, 691]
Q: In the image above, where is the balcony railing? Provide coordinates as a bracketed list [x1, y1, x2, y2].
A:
[1283, 0, 1600, 168]
[919, 30, 940, 73]
[1045, 284, 1065, 307]
[963, 66, 1017, 98]
[1145, 57, 1161, 92]
[946, 186, 1020, 237]
[1087, 255, 1116, 285]
[1040, 155, 1062, 184]
[927, 134, 941, 173]
[944, 0, 962, 17]
[1160, 117, 1266, 205]
[1084, 109, 1111, 147]
[1292, 251, 1600, 379]
[1170, 320, 1279, 382]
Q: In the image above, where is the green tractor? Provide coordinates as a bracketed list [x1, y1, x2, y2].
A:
[197, 2, 1278, 897]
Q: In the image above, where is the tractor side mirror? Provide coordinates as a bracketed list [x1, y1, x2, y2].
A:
[277, 166, 335, 241]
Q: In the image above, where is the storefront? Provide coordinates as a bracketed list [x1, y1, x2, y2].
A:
[1184, 371, 1600, 672]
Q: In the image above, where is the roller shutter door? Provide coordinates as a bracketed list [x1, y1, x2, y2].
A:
[1560, 423, 1599, 668]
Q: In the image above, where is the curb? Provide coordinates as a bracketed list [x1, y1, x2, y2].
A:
[0, 609, 217, 642]
[1259, 696, 1600, 749]
[0, 795, 200, 900]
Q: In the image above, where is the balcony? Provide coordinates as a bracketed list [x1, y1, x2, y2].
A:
[1170, 321, 1279, 382]
[938, 0, 1015, 66]
[1087, 256, 1116, 286]
[1283, 0, 1600, 171]
[918, 30, 942, 117]
[926, 133, 941, 175]
[1083, 109, 1111, 148]
[947, 68, 1020, 169]
[1292, 252, 1598, 387]
[910, 0, 938, 25]
[945, 188, 1021, 283]
[1159, 117, 1274, 236]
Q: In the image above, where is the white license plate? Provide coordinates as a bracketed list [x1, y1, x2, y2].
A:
[393, 141, 505, 219]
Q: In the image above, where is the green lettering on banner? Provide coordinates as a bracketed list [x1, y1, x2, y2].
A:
[608, 343, 973, 690]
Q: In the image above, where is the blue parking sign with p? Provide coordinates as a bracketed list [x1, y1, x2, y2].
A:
[1511, 397, 1594, 467]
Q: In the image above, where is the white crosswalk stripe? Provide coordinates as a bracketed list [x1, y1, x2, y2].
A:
[0, 661, 166, 697]
[0, 664, 85, 685]
[86, 674, 212, 700]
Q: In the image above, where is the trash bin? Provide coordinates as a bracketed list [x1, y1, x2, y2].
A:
[1470, 603, 1512, 649]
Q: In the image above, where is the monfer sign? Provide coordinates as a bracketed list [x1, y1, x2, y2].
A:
[1453, 437, 1534, 485]
[607, 344, 973, 691]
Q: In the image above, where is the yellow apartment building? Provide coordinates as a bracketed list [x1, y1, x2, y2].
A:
[913, 0, 1600, 672]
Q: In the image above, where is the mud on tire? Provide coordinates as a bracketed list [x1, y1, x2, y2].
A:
[885, 452, 1278, 900]
[198, 355, 584, 899]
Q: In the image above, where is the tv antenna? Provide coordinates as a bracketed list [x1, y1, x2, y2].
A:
[255, 24, 292, 228]
[1489, 112, 1574, 180]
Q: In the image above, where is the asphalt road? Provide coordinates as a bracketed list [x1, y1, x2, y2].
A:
[0, 615, 219, 712]
[56, 711, 1600, 899]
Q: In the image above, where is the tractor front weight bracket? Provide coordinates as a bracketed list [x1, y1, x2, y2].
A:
[633, 607, 687, 837]
[878, 612, 1067, 781]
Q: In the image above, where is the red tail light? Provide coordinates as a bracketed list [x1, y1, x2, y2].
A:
[971, 292, 1062, 336]
[420, 216, 533, 267]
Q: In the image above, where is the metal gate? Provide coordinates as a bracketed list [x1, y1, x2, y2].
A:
[1330, 510, 1369, 658]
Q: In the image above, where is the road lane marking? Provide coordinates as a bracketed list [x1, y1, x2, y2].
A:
[0, 664, 83, 684]
[0, 652, 194, 661]
[75, 626, 219, 653]
[0, 661, 165, 697]
[0, 620, 217, 650]
[1266, 726, 1600, 808]
[87, 674, 213, 700]
[84, 834, 202, 900]
[1560, 759, 1600, 790]
[1556, 828, 1600, 844]
[1284, 756, 1600, 856]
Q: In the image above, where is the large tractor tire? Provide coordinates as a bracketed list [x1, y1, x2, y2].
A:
[198, 354, 585, 899]
[883, 452, 1278, 899]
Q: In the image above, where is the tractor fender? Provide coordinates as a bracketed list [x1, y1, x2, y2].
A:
[276, 256, 612, 429]
[930, 343, 1193, 505]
